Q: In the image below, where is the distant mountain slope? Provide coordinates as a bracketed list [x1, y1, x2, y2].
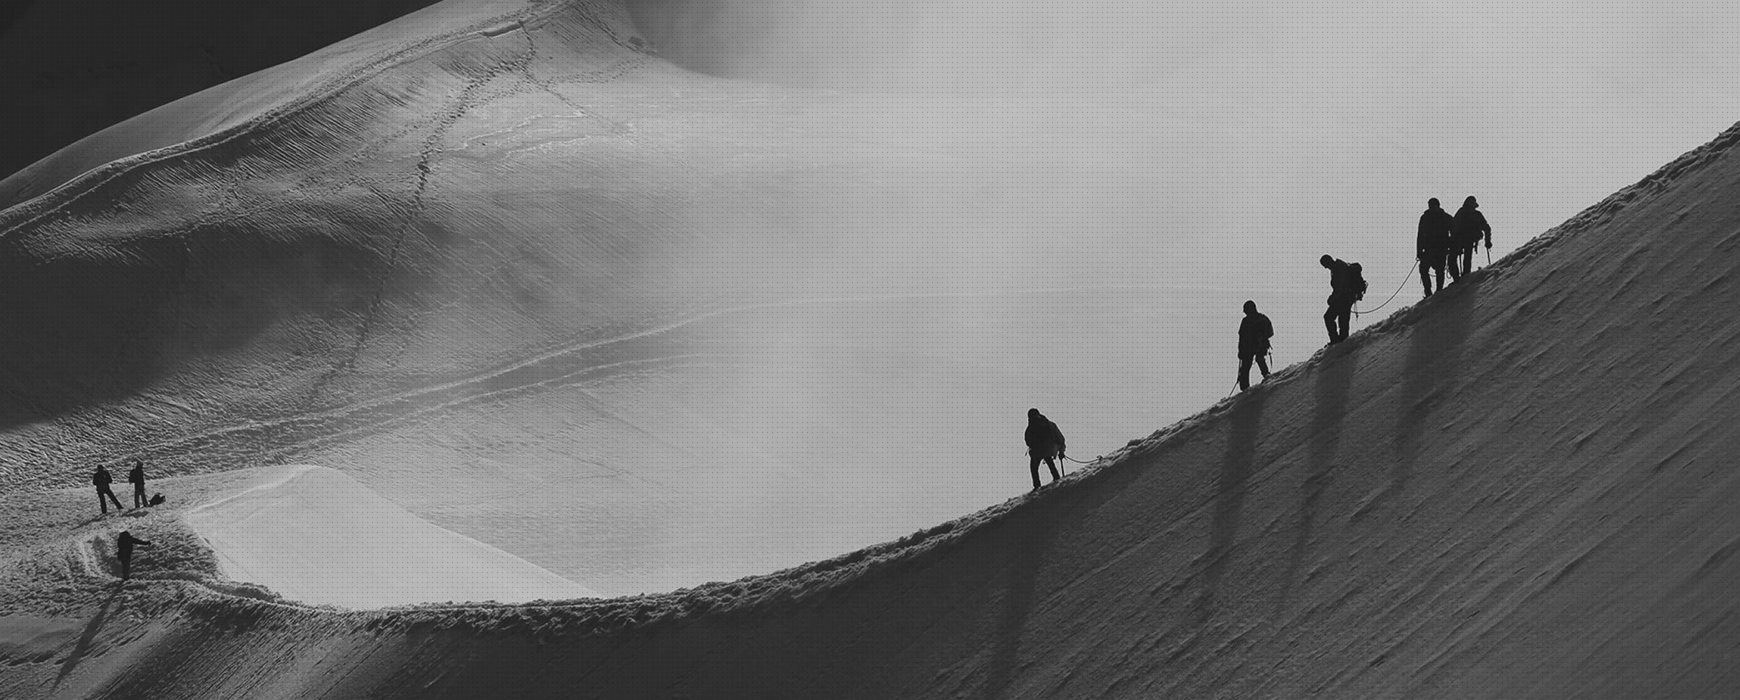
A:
[0, 0, 450, 188]
[0, 0, 669, 483]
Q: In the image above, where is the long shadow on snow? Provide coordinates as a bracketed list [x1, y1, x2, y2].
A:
[1202, 387, 1265, 612]
[1394, 281, 1476, 496]
[51, 582, 125, 693]
[982, 497, 1063, 700]
[1277, 342, 1356, 610]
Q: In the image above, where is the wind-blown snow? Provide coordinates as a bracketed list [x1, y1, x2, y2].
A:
[186, 465, 598, 607]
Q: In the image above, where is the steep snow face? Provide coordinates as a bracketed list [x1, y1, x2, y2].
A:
[185, 465, 598, 607]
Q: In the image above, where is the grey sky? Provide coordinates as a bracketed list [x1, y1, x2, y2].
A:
[644, 0, 1738, 410]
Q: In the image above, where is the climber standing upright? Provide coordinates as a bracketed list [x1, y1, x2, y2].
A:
[1451, 195, 1492, 279]
[127, 459, 149, 509]
[1319, 254, 1366, 345]
[1417, 198, 1455, 296]
[92, 464, 123, 515]
[1237, 300, 1273, 391]
[1024, 408, 1067, 491]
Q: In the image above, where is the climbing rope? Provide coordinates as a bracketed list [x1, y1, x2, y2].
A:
[1353, 258, 1419, 317]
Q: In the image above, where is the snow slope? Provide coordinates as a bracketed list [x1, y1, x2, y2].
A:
[1, 0, 1739, 695]
[0, 0, 445, 186]
[8, 118, 1740, 697]
[0, 0, 1227, 596]
[185, 465, 598, 607]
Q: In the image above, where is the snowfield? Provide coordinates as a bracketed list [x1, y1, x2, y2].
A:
[186, 465, 599, 608]
[1, 0, 1739, 697]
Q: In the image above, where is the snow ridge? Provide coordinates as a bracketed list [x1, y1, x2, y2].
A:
[0, 0, 644, 230]
[91, 116, 1740, 697]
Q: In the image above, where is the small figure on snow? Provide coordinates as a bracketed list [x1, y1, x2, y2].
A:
[1025, 408, 1067, 490]
[1320, 255, 1365, 345]
[127, 459, 150, 509]
[1450, 195, 1492, 280]
[116, 530, 151, 580]
[1237, 300, 1273, 391]
[1417, 198, 1455, 297]
[92, 464, 123, 515]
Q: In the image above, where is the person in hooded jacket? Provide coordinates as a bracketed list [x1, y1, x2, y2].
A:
[1417, 198, 1455, 296]
[1237, 300, 1273, 391]
[1024, 408, 1067, 490]
[1451, 195, 1492, 279]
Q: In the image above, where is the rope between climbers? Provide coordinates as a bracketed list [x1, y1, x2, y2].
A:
[1354, 259, 1419, 317]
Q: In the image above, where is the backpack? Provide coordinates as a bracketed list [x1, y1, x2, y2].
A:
[1347, 262, 1367, 301]
[148, 493, 165, 506]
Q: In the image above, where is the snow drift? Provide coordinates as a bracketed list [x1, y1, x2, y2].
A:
[2, 0, 1740, 696]
[185, 465, 598, 607]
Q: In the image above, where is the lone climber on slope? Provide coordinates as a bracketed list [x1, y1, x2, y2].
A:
[1025, 408, 1067, 491]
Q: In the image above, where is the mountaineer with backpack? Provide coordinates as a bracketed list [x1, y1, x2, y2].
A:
[1418, 198, 1456, 296]
[1237, 300, 1273, 391]
[1024, 408, 1067, 491]
[1320, 254, 1366, 345]
[1450, 195, 1492, 280]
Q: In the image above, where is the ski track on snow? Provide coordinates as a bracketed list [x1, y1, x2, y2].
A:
[27, 284, 1204, 485]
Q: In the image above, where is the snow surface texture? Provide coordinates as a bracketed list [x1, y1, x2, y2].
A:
[0, 0, 1221, 598]
[185, 465, 598, 607]
[0, 0, 447, 185]
[2, 0, 1740, 697]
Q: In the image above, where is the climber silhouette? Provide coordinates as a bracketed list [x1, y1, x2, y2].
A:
[1320, 255, 1362, 344]
[1418, 198, 1455, 296]
[127, 459, 149, 509]
[1451, 195, 1492, 279]
[92, 465, 122, 515]
[1237, 300, 1272, 390]
[1024, 408, 1067, 490]
[116, 530, 151, 580]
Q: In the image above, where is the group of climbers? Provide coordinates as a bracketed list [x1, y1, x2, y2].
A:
[1416, 196, 1493, 298]
[1027, 196, 1493, 490]
[89, 459, 162, 581]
